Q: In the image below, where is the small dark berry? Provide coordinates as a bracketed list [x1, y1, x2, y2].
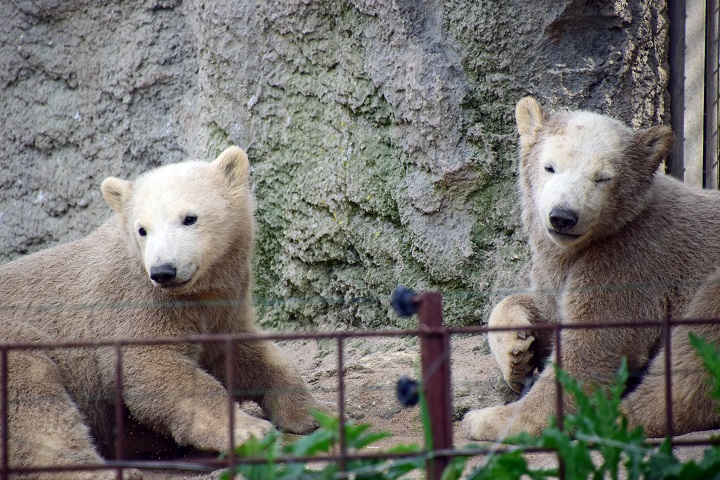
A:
[396, 376, 419, 407]
[391, 286, 417, 317]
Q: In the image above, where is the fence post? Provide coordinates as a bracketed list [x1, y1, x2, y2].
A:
[416, 292, 453, 480]
[114, 345, 125, 480]
[1, 348, 7, 480]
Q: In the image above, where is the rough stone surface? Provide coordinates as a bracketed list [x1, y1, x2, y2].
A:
[0, 0, 668, 329]
[0, 2, 687, 477]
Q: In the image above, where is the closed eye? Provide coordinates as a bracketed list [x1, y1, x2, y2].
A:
[596, 177, 612, 184]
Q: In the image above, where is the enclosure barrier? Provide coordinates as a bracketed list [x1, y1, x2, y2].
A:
[1, 290, 720, 480]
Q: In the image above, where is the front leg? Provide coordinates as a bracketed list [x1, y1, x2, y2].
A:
[122, 346, 272, 452]
[622, 324, 720, 437]
[463, 368, 558, 440]
[487, 294, 547, 393]
[212, 340, 324, 434]
[464, 328, 630, 441]
[466, 279, 662, 441]
[9, 350, 143, 480]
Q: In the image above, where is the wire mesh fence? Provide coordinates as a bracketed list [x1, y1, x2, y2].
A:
[1, 287, 720, 480]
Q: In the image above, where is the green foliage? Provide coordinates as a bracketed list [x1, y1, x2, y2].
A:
[225, 333, 720, 479]
[498, 359, 648, 480]
[689, 333, 720, 403]
[220, 409, 423, 480]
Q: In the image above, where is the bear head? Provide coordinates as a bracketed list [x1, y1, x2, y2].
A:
[100, 146, 254, 295]
[515, 97, 674, 251]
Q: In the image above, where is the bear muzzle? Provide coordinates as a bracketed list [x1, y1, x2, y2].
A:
[548, 207, 578, 231]
[149, 262, 192, 289]
[547, 207, 583, 243]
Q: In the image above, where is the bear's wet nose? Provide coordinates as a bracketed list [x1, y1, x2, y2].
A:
[150, 263, 177, 284]
[549, 208, 578, 231]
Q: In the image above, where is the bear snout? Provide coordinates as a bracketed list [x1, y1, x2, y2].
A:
[549, 208, 579, 231]
[150, 263, 177, 284]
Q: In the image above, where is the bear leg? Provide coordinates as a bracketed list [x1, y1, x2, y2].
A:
[6, 350, 143, 480]
[227, 341, 324, 434]
[122, 347, 272, 453]
[487, 295, 543, 393]
[462, 371, 557, 440]
[622, 325, 720, 437]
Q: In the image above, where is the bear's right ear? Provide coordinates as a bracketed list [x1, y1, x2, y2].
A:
[515, 97, 543, 139]
[101, 177, 131, 214]
[212, 146, 250, 188]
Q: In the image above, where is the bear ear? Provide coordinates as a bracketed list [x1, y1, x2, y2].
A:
[515, 97, 543, 138]
[101, 177, 131, 214]
[212, 146, 250, 187]
[633, 125, 674, 173]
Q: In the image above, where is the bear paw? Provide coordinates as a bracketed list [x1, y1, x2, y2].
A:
[463, 406, 511, 441]
[263, 394, 332, 434]
[463, 400, 550, 441]
[273, 400, 328, 434]
[462, 404, 534, 441]
[233, 414, 274, 444]
[277, 413, 319, 435]
[487, 299, 537, 393]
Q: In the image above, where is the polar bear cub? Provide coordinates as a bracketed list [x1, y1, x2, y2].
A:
[463, 98, 720, 440]
[0, 147, 322, 478]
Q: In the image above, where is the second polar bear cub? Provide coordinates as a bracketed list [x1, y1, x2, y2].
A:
[463, 97, 720, 441]
[0, 147, 323, 476]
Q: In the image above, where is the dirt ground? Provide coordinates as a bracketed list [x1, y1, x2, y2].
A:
[130, 334, 719, 479]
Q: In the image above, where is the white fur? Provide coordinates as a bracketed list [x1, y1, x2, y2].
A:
[128, 162, 231, 292]
[535, 112, 626, 246]
[0, 147, 322, 470]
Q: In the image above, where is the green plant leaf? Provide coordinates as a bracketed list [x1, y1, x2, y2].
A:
[310, 408, 340, 431]
[350, 430, 392, 451]
[285, 427, 336, 457]
[689, 333, 720, 403]
[465, 450, 532, 480]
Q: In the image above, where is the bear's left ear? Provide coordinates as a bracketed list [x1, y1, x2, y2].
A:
[101, 177, 131, 214]
[633, 125, 674, 174]
[212, 146, 250, 187]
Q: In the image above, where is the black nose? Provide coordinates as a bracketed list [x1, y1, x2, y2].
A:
[549, 208, 578, 231]
[150, 263, 177, 284]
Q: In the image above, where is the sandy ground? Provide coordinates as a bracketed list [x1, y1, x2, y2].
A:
[119, 334, 719, 479]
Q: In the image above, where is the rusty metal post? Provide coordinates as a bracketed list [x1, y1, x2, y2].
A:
[225, 339, 237, 479]
[113, 345, 125, 480]
[554, 325, 565, 480]
[1, 348, 8, 480]
[417, 291, 452, 480]
[663, 304, 674, 444]
[336, 336, 347, 475]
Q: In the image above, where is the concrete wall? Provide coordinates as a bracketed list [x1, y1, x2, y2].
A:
[0, 0, 669, 328]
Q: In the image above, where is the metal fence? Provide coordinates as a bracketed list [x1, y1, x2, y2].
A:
[3, 7, 720, 480]
[667, 0, 720, 188]
[1, 289, 719, 480]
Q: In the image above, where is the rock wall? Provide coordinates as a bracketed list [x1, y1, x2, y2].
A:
[0, 0, 668, 328]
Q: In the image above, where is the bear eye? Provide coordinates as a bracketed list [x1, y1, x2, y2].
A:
[183, 215, 198, 226]
[544, 165, 555, 173]
[596, 176, 612, 184]
[138, 227, 147, 237]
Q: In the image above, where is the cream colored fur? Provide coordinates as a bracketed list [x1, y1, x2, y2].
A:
[0, 147, 322, 478]
[462, 97, 720, 440]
